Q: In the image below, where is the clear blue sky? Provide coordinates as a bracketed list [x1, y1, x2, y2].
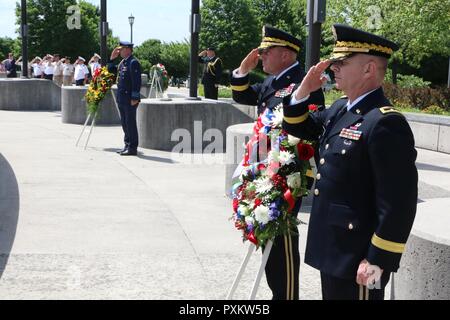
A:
[0, 0, 192, 45]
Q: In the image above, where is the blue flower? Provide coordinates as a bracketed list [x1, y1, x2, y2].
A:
[269, 202, 281, 220]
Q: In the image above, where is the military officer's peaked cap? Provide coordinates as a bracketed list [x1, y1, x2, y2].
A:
[118, 41, 134, 49]
[330, 24, 399, 61]
[258, 25, 302, 54]
[206, 47, 216, 51]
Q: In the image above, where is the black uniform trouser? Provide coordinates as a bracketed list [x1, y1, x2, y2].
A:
[118, 102, 139, 151]
[204, 82, 218, 100]
[320, 270, 391, 300]
[264, 199, 302, 300]
[75, 79, 85, 86]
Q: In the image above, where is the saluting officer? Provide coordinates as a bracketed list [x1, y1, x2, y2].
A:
[282, 24, 418, 300]
[198, 47, 222, 100]
[108, 41, 142, 156]
[231, 25, 325, 300]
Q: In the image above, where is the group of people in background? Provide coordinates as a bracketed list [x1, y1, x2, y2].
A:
[0, 52, 102, 87]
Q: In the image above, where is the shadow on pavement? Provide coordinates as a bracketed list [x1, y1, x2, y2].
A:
[0, 153, 20, 280]
[416, 162, 450, 173]
[102, 148, 177, 164]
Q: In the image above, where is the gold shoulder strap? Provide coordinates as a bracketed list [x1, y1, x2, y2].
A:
[379, 106, 401, 115]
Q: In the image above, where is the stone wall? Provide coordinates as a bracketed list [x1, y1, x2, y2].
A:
[0, 79, 61, 111]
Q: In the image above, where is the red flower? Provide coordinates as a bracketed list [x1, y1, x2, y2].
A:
[297, 143, 315, 161]
[233, 198, 239, 213]
[257, 163, 266, 171]
[247, 231, 258, 245]
[94, 68, 101, 78]
[253, 198, 262, 209]
[308, 104, 318, 112]
[235, 221, 245, 230]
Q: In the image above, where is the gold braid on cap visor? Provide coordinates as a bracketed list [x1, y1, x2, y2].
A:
[260, 37, 300, 52]
[333, 41, 393, 55]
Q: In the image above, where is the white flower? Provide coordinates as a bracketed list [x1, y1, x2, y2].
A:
[238, 205, 250, 216]
[272, 108, 283, 127]
[254, 205, 270, 225]
[287, 172, 302, 189]
[245, 216, 255, 225]
[255, 177, 273, 194]
[279, 150, 295, 166]
[268, 150, 280, 163]
[288, 135, 301, 146]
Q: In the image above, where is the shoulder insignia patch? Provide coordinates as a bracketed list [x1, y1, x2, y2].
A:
[379, 106, 401, 115]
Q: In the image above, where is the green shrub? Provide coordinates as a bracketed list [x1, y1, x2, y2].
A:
[383, 83, 450, 113]
[422, 105, 446, 115]
[384, 73, 431, 88]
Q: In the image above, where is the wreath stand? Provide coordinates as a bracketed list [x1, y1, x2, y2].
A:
[75, 93, 119, 150]
[149, 69, 171, 101]
[226, 240, 273, 300]
[75, 110, 98, 150]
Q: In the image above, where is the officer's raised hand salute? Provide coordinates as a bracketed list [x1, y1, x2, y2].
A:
[237, 48, 259, 75]
[293, 60, 331, 101]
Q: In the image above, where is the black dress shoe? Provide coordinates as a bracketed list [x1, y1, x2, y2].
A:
[116, 147, 128, 154]
[120, 149, 138, 156]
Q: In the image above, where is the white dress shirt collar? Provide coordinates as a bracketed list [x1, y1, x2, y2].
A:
[275, 61, 299, 80]
[346, 88, 379, 111]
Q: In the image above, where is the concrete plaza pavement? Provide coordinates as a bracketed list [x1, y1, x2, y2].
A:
[0, 108, 449, 299]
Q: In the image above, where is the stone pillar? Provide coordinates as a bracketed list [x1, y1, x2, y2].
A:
[394, 198, 450, 299]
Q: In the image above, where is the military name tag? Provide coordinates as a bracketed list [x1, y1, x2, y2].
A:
[339, 128, 362, 141]
[275, 83, 295, 98]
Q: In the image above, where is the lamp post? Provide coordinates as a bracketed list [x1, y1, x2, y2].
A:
[128, 14, 135, 44]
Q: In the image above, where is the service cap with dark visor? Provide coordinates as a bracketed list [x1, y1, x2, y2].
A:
[258, 25, 302, 54]
[329, 24, 399, 62]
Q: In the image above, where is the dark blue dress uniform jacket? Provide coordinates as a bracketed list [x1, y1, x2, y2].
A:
[282, 87, 418, 279]
[108, 55, 142, 104]
[230, 63, 324, 115]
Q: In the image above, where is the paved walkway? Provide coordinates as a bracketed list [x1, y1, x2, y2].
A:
[0, 109, 449, 299]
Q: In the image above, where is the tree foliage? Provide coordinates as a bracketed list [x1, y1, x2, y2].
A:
[134, 39, 190, 79]
[0, 37, 21, 59]
[15, 0, 118, 61]
[200, 0, 260, 70]
[324, 0, 450, 68]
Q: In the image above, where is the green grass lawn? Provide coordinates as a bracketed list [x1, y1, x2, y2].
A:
[198, 85, 232, 99]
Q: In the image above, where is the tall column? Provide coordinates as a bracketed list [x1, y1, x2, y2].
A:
[100, 0, 108, 66]
[188, 0, 200, 99]
[20, 0, 28, 78]
[306, 0, 326, 71]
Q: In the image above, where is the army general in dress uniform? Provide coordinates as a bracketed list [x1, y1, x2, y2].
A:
[108, 41, 142, 156]
[282, 24, 418, 300]
[198, 47, 222, 100]
[231, 25, 325, 300]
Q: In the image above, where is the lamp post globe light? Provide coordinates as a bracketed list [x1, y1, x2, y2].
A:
[128, 14, 135, 43]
